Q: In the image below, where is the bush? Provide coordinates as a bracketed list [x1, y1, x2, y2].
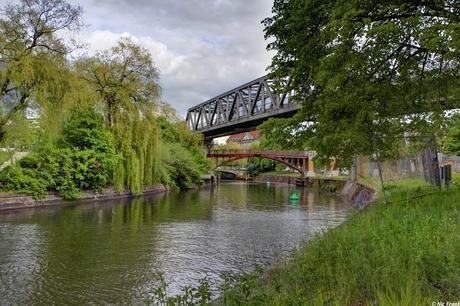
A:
[320, 183, 337, 192]
[0, 166, 48, 199]
[0, 107, 118, 200]
[452, 173, 460, 188]
[161, 143, 203, 189]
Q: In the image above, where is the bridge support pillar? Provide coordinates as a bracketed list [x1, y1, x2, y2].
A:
[302, 158, 308, 177]
[205, 139, 213, 154]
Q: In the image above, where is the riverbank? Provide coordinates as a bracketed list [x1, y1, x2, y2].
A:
[0, 185, 168, 211]
[255, 174, 374, 207]
[218, 182, 460, 305]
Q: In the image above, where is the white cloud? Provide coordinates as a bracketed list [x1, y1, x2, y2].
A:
[64, 0, 274, 117]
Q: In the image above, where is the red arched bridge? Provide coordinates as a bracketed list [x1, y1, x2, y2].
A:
[208, 150, 310, 176]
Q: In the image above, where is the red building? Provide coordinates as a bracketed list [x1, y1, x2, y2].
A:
[226, 130, 260, 148]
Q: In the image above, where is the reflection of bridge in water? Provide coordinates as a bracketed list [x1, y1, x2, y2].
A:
[209, 150, 311, 177]
[214, 168, 245, 180]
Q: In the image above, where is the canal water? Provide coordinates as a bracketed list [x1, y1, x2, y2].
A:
[0, 182, 350, 305]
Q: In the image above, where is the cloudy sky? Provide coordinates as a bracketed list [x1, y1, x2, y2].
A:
[66, 0, 275, 117]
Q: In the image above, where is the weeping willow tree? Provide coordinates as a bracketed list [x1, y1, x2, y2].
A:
[0, 0, 84, 144]
[77, 38, 164, 193]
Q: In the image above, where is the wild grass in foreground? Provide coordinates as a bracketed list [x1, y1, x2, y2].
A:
[148, 184, 460, 305]
[220, 186, 460, 305]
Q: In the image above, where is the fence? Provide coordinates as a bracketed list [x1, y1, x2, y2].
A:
[355, 136, 444, 187]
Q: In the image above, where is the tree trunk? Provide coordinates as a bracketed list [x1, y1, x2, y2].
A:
[376, 152, 388, 205]
[351, 156, 358, 182]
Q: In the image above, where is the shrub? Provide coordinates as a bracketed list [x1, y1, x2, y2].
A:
[161, 143, 203, 189]
[0, 107, 118, 199]
[452, 173, 460, 188]
[0, 166, 48, 199]
[320, 183, 337, 192]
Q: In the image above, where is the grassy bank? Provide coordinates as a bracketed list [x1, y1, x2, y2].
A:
[149, 180, 460, 305]
[216, 183, 460, 305]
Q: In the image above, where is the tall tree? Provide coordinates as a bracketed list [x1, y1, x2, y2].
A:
[263, 0, 460, 167]
[77, 38, 161, 126]
[77, 38, 162, 193]
[0, 0, 83, 142]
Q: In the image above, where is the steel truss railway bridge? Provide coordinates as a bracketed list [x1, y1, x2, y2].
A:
[186, 75, 300, 141]
[186, 75, 309, 176]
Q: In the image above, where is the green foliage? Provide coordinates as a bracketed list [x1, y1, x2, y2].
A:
[259, 117, 307, 151]
[60, 107, 115, 153]
[246, 158, 275, 177]
[0, 0, 209, 197]
[76, 37, 160, 126]
[0, 166, 47, 199]
[157, 116, 210, 188]
[0, 107, 117, 199]
[0, 151, 12, 165]
[0, 0, 83, 143]
[212, 186, 460, 304]
[263, 0, 460, 167]
[161, 143, 203, 189]
[148, 272, 213, 305]
[320, 183, 338, 193]
[451, 173, 460, 188]
[442, 116, 460, 156]
[78, 38, 208, 193]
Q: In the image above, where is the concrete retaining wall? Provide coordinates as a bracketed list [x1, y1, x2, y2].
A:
[340, 181, 375, 209]
[255, 175, 375, 208]
[0, 185, 167, 211]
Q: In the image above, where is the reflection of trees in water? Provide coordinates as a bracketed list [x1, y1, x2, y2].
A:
[213, 183, 345, 212]
[0, 224, 45, 305]
[0, 183, 349, 304]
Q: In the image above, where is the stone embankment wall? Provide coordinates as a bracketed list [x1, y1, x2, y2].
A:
[0, 185, 167, 211]
[340, 181, 375, 209]
[255, 176, 375, 208]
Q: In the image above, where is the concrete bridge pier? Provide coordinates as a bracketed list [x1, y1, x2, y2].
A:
[205, 139, 214, 154]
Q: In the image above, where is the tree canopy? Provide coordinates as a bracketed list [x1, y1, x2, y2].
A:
[0, 0, 83, 142]
[0, 0, 209, 198]
[262, 0, 460, 166]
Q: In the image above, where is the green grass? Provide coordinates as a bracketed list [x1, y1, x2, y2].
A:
[0, 151, 12, 165]
[148, 179, 460, 305]
[218, 184, 460, 305]
[311, 175, 349, 181]
[259, 171, 303, 177]
[452, 173, 460, 188]
[358, 176, 431, 200]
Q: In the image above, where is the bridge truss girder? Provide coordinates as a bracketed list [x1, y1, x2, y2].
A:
[186, 76, 300, 139]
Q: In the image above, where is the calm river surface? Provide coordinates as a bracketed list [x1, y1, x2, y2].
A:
[0, 182, 350, 305]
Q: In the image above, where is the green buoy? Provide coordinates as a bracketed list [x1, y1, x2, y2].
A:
[290, 190, 299, 200]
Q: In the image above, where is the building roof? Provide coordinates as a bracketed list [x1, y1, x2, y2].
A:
[227, 130, 260, 143]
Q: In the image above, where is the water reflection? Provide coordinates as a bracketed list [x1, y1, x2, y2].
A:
[0, 182, 350, 305]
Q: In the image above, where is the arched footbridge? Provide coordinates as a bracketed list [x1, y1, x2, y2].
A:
[209, 150, 311, 177]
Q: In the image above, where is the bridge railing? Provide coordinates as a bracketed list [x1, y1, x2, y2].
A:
[208, 149, 311, 158]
